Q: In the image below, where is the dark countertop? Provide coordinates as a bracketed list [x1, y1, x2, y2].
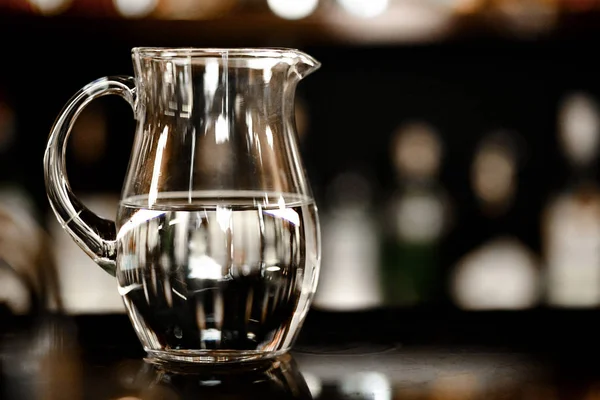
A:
[2, 309, 600, 399]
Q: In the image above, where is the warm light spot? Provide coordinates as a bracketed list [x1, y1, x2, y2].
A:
[337, 0, 389, 17]
[452, 237, 540, 310]
[267, 0, 319, 19]
[113, 0, 157, 18]
[471, 130, 519, 215]
[395, 191, 446, 243]
[28, 0, 71, 15]
[393, 121, 442, 180]
[559, 91, 600, 167]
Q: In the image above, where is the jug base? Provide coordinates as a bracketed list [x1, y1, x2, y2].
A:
[145, 348, 289, 364]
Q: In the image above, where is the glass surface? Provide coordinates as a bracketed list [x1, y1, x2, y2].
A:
[43, 47, 321, 363]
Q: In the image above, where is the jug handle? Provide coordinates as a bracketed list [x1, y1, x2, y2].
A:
[43, 76, 137, 277]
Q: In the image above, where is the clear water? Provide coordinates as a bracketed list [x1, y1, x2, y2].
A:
[115, 191, 320, 359]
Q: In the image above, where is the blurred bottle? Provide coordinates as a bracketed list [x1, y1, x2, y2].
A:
[542, 91, 600, 308]
[313, 169, 382, 311]
[0, 186, 62, 317]
[380, 121, 450, 308]
[543, 186, 600, 308]
[0, 154, 74, 398]
[0, 191, 102, 396]
[0, 92, 62, 318]
[451, 130, 540, 311]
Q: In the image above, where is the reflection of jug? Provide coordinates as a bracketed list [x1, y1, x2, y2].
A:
[1, 315, 82, 400]
[44, 48, 322, 364]
[134, 354, 313, 399]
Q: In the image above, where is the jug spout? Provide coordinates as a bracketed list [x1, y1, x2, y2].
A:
[289, 49, 321, 80]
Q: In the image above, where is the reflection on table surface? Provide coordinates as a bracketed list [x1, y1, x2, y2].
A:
[2, 313, 600, 400]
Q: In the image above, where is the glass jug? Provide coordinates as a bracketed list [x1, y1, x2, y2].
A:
[43, 48, 321, 363]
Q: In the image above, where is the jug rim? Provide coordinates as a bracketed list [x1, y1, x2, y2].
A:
[132, 47, 319, 68]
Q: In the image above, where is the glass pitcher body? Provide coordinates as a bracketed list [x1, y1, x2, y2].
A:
[44, 48, 321, 363]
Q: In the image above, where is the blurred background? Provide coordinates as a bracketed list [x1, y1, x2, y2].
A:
[2, 0, 600, 314]
[3, 0, 600, 398]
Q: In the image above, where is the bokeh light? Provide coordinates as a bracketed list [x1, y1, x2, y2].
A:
[156, 0, 236, 20]
[337, 0, 389, 18]
[394, 190, 446, 244]
[267, 0, 319, 20]
[392, 121, 442, 180]
[113, 0, 157, 18]
[452, 237, 540, 310]
[471, 130, 518, 215]
[558, 91, 600, 167]
[27, 0, 71, 15]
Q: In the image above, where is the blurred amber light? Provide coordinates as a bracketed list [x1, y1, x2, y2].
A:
[268, 0, 319, 19]
[392, 121, 442, 180]
[471, 131, 518, 215]
[337, 0, 389, 18]
[558, 91, 600, 168]
[154, 0, 237, 20]
[452, 0, 486, 15]
[27, 0, 71, 15]
[113, 0, 157, 18]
